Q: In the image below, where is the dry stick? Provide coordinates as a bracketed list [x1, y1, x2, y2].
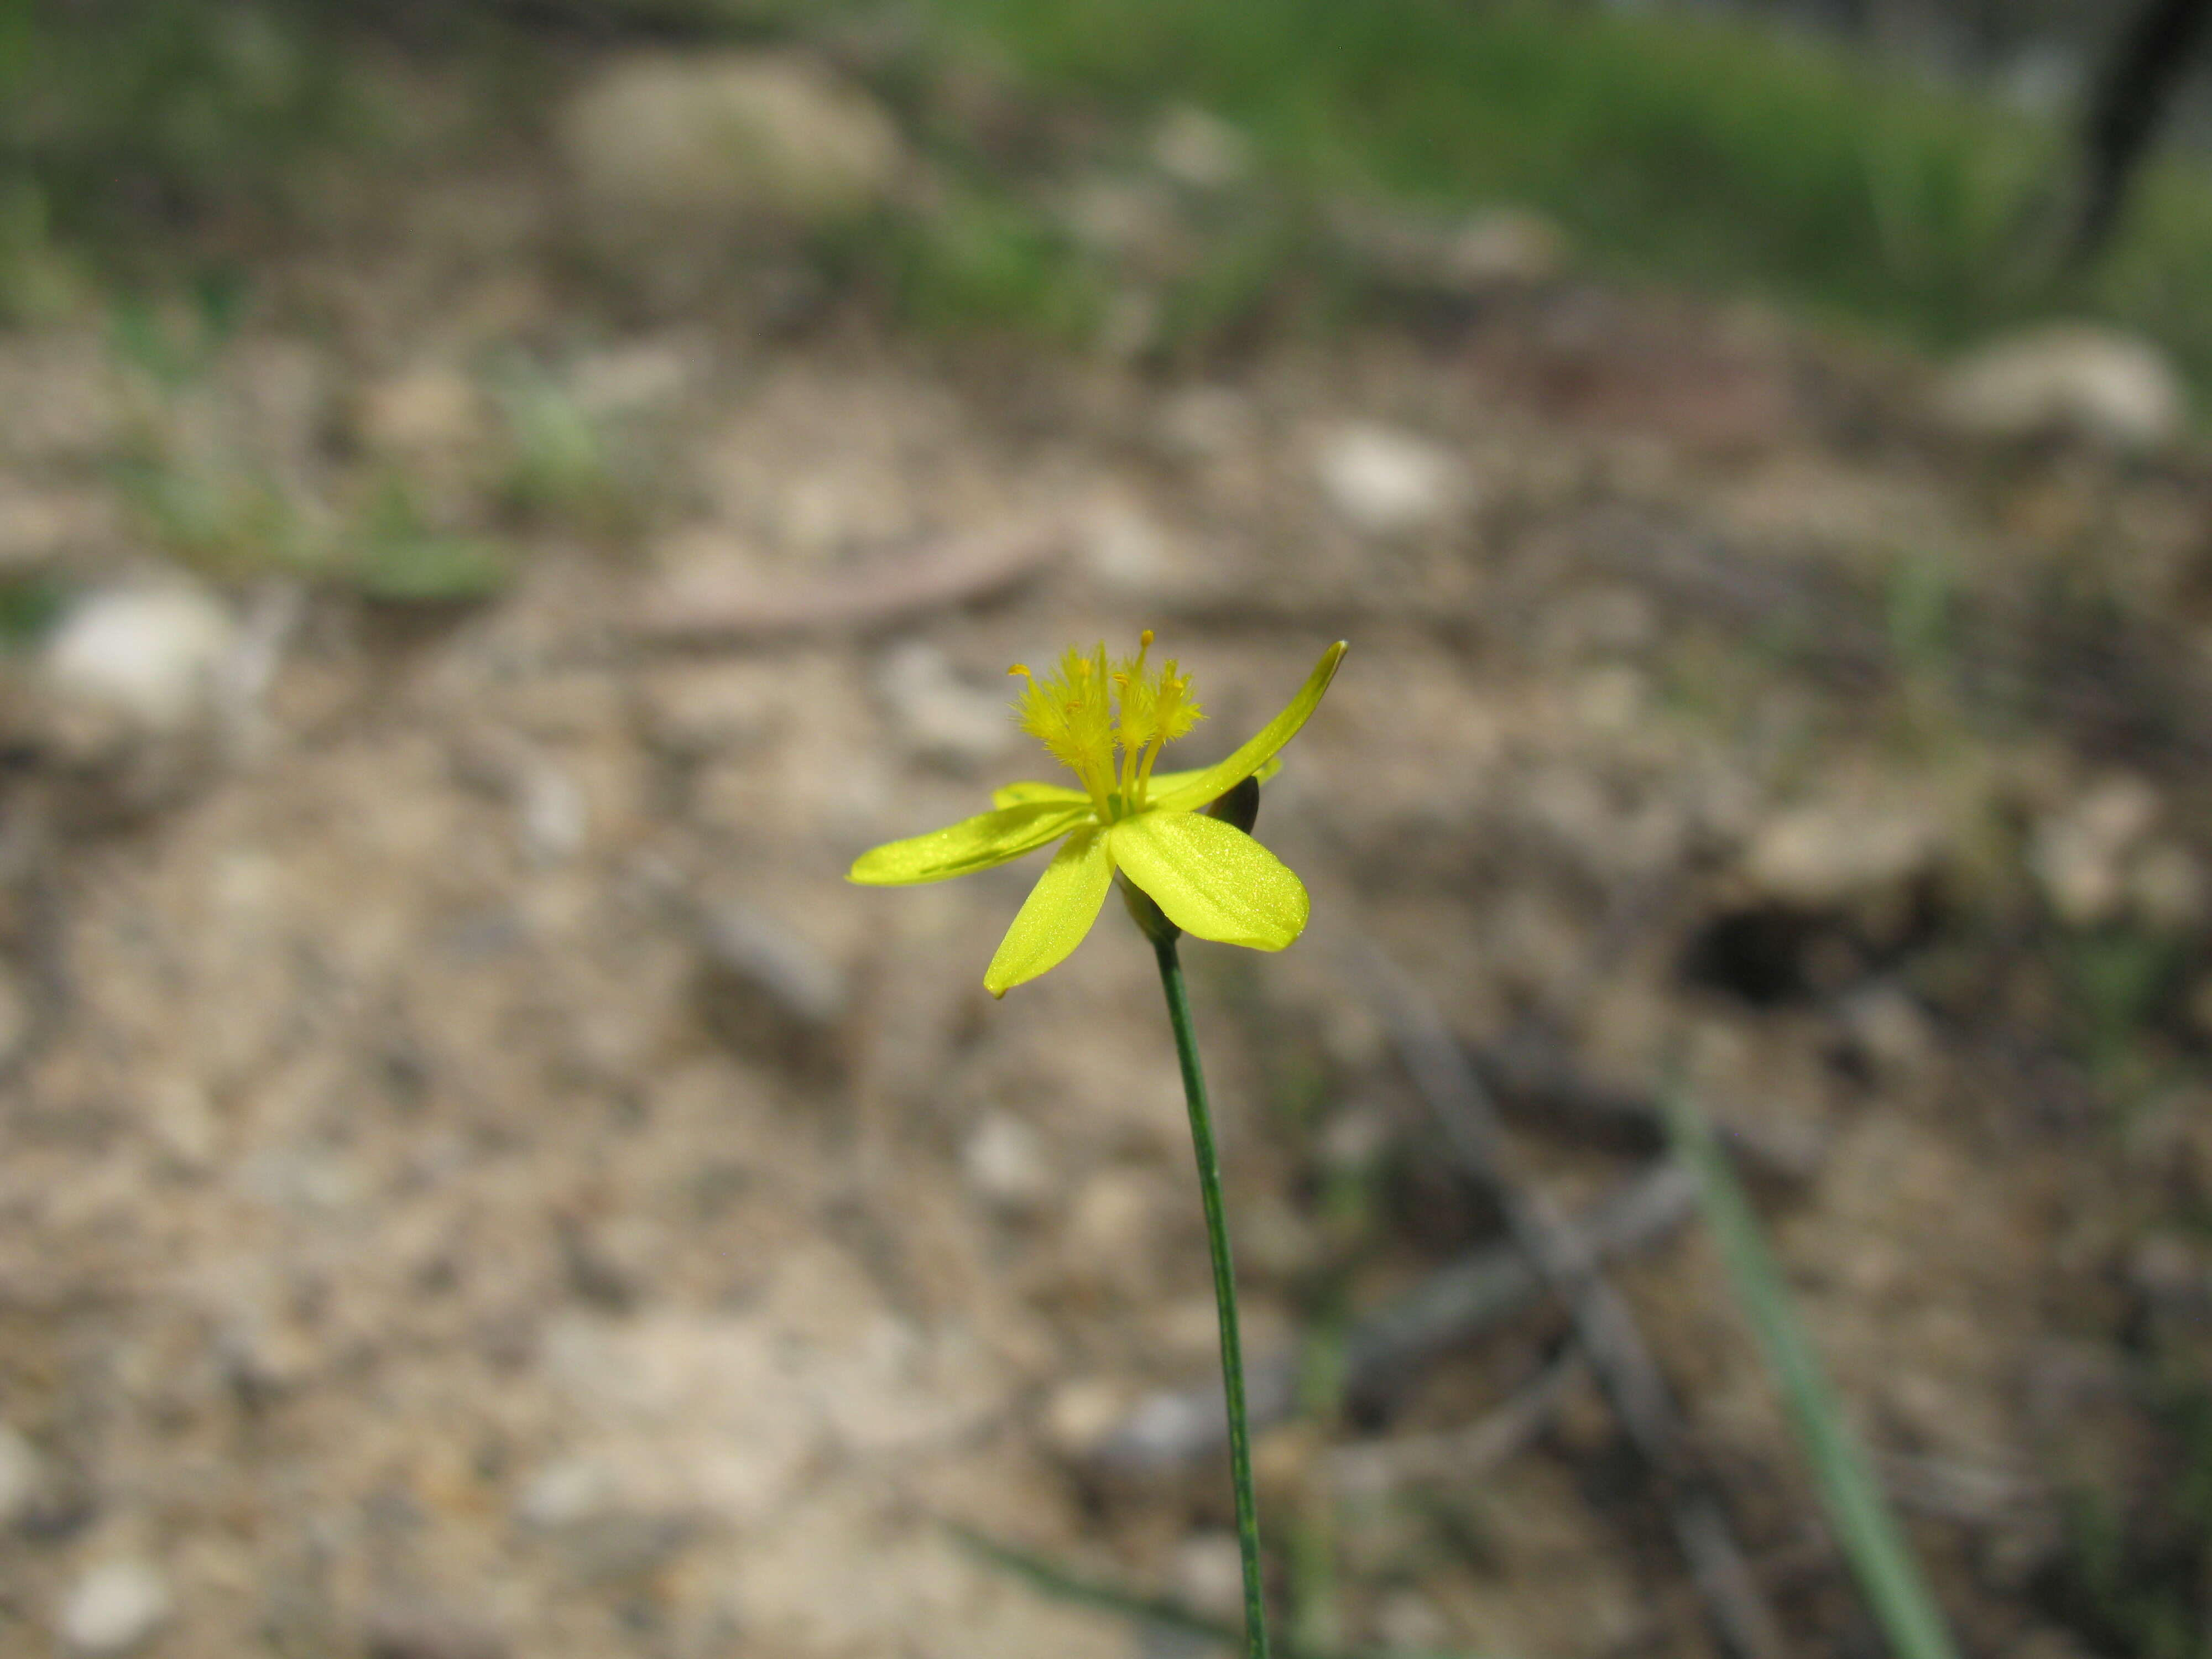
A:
[635, 513, 1067, 644]
[1092, 1159, 1698, 1478]
[1470, 1031, 1820, 1185]
[1357, 943, 1792, 1659]
[1328, 1349, 1583, 1501]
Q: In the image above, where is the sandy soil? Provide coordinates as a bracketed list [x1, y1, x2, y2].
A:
[1, 55, 2209, 1659]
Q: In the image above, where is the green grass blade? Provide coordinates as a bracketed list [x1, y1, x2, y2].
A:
[948, 1522, 1245, 1645]
[1663, 1090, 1961, 1659]
[946, 1524, 1509, 1659]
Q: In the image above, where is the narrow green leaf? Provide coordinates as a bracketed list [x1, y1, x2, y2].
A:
[1146, 753, 1283, 804]
[1149, 642, 1345, 815]
[1665, 1088, 1961, 1659]
[947, 1524, 1512, 1659]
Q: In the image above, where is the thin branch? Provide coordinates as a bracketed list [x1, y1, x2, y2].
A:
[1328, 1350, 1582, 1501]
[1355, 942, 1791, 1659]
[1089, 1160, 1696, 1478]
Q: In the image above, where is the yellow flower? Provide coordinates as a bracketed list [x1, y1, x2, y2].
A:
[850, 634, 1347, 997]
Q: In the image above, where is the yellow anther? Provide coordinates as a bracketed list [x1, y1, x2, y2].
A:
[1140, 628, 1155, 646]
[1008, 663, 1031, 678]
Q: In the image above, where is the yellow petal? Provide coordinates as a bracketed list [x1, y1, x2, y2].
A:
[1148, 641, 1345, 815]
[992, 780, 1092, 810]
[1109, 811, 1309, 951]
[848, 800, 1091, 886]
[984, 824, 1114, 996]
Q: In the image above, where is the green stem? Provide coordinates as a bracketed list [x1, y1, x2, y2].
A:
[1154, 934, 1272, 1659]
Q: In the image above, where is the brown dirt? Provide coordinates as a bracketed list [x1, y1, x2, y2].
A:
[1, 54, 2210, 1659]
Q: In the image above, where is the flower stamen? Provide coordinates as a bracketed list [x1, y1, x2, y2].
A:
[1008, 632, 1208, 815]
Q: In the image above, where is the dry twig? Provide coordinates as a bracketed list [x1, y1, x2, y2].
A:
[636, 514, 1066, 644]
[1089, 1159, 1696, 1478]
[1328, 1350, 1582, 1501]
[1357, 942, 1792, 1659]
[1472, 1030, 1820, 1185]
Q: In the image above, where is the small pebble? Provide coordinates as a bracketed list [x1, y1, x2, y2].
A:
[1932, 324, 2187, 452]
[1149, 106, 1250, 192]
[1040, 1377, 1130, 1461]
[2030, 775, 2161, 927]
[1744, 801, 1945, 914]
[517, 765, 589, 864]
[356, 364, 486, 457]
[515, 1458, 616, 1530]
[43, 584, 236, 734]
[1373, 1587, 1452, 1653]
[1169, 1531, 1245, 1623]
[1840, 982, 1937, 1077]
[874, 641, 1015, 766]
[961, 1112, 1052, 1216]
[1313, 423, 1469, 538]
[59, 1560, 171, 1655]
[696, 903, 848, 1061]
[363, 1596, 509, 1659]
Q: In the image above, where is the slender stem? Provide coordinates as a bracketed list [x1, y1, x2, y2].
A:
[1153, 935, 1271, 1659]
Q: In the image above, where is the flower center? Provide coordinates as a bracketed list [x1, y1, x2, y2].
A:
[1009, 629, 1205, 816]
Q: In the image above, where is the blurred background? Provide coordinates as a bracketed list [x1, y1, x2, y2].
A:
[2, 2, 2211, 1656]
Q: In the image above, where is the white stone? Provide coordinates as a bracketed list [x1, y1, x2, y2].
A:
[1170, 1531, 1246, 1623]
[59, 1561, 171, 1655]
[1317, 1104, 1390, 1174]
[1313, 423, 1470, 536]
[1106, 1387, 1227, 1473]
[2031, 775, 2163, 927]
[1155, 385, 1257, 461]
[1081, 503, 1178, 592]
[516, 1458, 617, 1529]
[1060, 175, 1179, 261]
[356, 364, 484, 457]
[1840, 982, 1937, 1076]
[961, 1111, 1052, 1216]
[562, 53, 902, 257]
[1066, 1170, 1158, 1264]
[571, 339, 699, 416]
[145, 1077, 218, 1172]
[1443, 207, 1568, 286]
[1374, 1587, 1452, 1653]
[1331, 201, 1566, 296]
[1149, 106, 1251, 192]
[1039, 1376, 1129, 1460]
[1744, 802, 1945, 911]
[873, 640, 1015, 765]
[541, 1312, 821, 1524]
[43, 584, 236, 733]
[1933, 325, 2188, 452]
[517, 765, 589, 864]
[698, 904, 848, 1031]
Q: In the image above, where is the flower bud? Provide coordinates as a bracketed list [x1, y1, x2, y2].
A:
[1203, 774, 1262, 836]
